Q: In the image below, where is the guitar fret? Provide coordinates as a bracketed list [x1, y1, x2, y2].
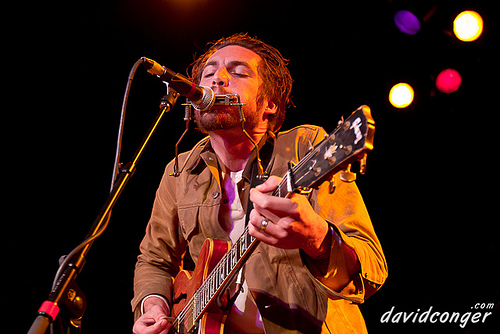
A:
[193, 291, 198, 320]
[203, 285, 207, 310]
[203, 281, 207, 309]
[210, 275, 214, 298]
[239, 237, 245, 254]
[231, 247, 237, 268]
[214, 268, 218, 289]
[187, 307, 193, 330]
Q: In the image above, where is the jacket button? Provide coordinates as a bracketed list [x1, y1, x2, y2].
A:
[212, 191, 220, 199]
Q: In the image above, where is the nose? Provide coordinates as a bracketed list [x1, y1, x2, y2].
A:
[212, 67, 230, 88]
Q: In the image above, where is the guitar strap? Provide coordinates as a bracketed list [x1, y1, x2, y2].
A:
[244, 135, 276, 225]
[224, 135, 276, 310]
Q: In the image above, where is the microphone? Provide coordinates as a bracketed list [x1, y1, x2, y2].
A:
[141, 57, 215, 111]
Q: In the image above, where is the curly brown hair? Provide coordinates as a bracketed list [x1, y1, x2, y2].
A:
[190, 33, 293, 132]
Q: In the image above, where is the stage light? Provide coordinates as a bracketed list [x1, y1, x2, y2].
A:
[394, 10, 421, 35]
[453, 10, 483, 42]
[436, 68, 462, 93]
[389, 83, 414, 108]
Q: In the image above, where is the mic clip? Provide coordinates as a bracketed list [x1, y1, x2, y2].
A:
[181, 94, 245, 109]
[213, 94, 245, 107]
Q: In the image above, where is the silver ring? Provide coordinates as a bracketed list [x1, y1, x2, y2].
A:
[260, 218, 269, 231]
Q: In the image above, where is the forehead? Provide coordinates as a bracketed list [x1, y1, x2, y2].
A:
[205, 45, 262, 68]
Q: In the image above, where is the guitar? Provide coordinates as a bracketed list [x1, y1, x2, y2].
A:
[168, 105, 375, 334]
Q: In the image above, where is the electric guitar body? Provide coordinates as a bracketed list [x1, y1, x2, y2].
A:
[171, 238, 231, 334]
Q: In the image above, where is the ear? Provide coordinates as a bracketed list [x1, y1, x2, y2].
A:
[263, 98, 278, 117]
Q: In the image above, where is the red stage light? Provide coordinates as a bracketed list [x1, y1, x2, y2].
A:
[435, 69, 462, 93]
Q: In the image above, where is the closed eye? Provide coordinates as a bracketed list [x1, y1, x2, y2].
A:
[233, 72, 249, 78]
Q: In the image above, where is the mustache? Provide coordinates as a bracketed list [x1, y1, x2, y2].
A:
[212, 86, 231, 95]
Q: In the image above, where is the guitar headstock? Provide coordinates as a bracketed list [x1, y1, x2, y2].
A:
[292, 105, 375, 189]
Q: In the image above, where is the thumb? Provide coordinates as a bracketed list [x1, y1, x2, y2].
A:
[158, 318, 169, 328]
[155, 317, 171, 334]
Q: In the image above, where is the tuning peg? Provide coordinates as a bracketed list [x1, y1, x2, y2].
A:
[360, 153, 367, 175]
[308, 140, 314, 151]
[328, 179, 336, 194]
[340, 164, 357, 183]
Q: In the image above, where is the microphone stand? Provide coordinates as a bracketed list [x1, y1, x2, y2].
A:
[28, 89, 180, 334]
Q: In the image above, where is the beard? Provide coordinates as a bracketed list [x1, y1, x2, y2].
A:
[194, 104, 260, 134]
[195, 106, 240, 133]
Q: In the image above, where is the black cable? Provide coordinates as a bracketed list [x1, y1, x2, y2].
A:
[110, 57, 145, 191]
[52, 58, 145, 290]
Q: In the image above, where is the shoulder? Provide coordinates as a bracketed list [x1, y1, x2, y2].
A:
[276, 124, 327, 148]
[271, 125, 327, 169]
[165, 135, 210, 175]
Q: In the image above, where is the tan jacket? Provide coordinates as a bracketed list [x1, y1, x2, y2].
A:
[132, 125, 388, 333]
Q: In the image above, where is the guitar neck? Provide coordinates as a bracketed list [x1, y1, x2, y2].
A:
[169, 230, 261, 334]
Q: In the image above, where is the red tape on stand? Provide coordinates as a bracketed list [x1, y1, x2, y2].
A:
[38, 300, 60, 321]
[185, 82, 197, 99]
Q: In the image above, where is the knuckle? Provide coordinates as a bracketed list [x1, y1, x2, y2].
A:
[259, 197, 272, 209]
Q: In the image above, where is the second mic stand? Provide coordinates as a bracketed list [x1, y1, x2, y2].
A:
[28, 89, 180, 334]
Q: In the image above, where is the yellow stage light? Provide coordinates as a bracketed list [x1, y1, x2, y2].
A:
[453, 10, 483, 42]
[389, 83, 414, 108]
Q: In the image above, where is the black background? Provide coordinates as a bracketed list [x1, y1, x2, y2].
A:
[9, 0, 498, 333]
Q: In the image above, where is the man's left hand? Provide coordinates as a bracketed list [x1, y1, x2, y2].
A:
[248, 176, 331, 259]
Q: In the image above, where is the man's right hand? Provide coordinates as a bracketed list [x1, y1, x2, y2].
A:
[133, 297, 172, 334]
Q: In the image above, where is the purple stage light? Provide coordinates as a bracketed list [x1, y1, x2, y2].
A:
[394, 10, 421, 35]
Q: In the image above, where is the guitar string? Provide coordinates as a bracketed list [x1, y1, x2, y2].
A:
[172, 226, 252, 330]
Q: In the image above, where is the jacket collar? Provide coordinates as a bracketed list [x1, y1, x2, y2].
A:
[186, 131, 276, 183]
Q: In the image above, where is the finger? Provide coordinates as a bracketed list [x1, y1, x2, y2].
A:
[158, 319, 171, 334]
[250, 189, 298, 219]
[249, 203, 276, 226]
[133, 318, 168, 334]
[248, 209, 266, 231]
[248, 209, 290, 240]
[133, 305, 171, 334]
[254, 175, 282, 192]
[248, 210, 273, 235]
[248, 218, 280, 245]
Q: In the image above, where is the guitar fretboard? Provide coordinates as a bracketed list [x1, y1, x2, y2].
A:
[171, 225, 257, 332]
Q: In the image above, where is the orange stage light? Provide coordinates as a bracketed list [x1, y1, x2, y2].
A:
[453, 10, 483, 42]
[389, 83, 414, 108]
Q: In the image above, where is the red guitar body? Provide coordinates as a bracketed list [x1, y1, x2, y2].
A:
[171, 238, 231, 334]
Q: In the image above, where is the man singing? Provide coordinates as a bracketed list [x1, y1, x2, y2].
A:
[132, 33, 388, 334]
